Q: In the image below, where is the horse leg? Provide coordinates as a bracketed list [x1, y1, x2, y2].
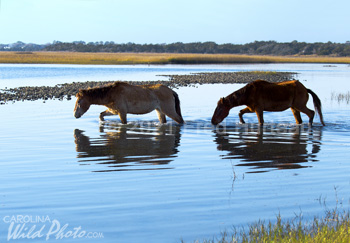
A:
[99, 109, 116, 121]
[296, 106, 315, 125]
[291, 108, 303, 124]
[156, 109, 167, 124]
[165, 111, 184, 124]
[239, 107, 254, 124]
[161, 105, 184, 124]
[118, 112, 127, 124]
[255, 109, 264, 125]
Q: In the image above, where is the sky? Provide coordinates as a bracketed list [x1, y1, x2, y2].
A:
[0, 0, 350, 44]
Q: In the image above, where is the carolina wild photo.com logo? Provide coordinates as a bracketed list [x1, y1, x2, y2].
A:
[2, 215, 104, 241]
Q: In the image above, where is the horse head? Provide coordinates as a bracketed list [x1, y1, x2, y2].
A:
[74, 92, 91, 119]
[211, 97, 231, 125]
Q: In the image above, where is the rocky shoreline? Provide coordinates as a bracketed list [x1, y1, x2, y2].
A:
[0, 71, 297, 104]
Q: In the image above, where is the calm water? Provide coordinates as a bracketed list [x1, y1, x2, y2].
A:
[0, 64, 350, 242]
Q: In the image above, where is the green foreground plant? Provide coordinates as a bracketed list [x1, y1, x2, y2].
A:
[187, 195, 350, 243]
[191, 210, 349, 243]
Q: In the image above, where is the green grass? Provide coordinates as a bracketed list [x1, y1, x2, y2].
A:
[189, 210, 350, 243]
[186, 195, 350, 243]
[1, 52, 350, 64]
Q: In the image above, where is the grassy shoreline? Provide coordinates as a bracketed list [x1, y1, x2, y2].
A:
[193, 209, 350, 243]
[1, 52, 350, 65]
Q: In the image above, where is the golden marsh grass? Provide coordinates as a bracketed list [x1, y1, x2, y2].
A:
[1, 52, 350, 65]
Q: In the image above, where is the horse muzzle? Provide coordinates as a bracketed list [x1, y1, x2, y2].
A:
[74, 112, 82, 119]
[211, 117, 219, 125]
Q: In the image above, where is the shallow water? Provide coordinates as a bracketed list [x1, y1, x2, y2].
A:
[0, 64, 350, 242]
[0, 63, 250, 89]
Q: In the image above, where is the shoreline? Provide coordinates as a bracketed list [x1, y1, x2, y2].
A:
[0, 71, 296, 104]
[1, 52, 350, 65]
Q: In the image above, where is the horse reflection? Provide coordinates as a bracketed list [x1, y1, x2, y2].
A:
[213, 125, 322, 173]
[74, 123, 181, 172]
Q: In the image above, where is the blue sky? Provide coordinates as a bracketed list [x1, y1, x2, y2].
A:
[1, 0, 350, 44]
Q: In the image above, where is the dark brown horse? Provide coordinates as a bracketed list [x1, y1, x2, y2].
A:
[211, 80, 325, 126]
[74, 82, 184, 124]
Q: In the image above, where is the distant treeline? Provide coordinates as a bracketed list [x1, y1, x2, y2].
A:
[2, 40, 350, 56]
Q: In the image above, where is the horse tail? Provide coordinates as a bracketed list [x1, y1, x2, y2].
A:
[307, 89, 325, 126]
[172, 91, 185, 124]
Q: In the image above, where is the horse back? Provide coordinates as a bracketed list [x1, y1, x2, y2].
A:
[109, 83, 175, 114]
[256, 80, 305, 95]
[246, 80, 307, 111]
[142, 84, 174, 100]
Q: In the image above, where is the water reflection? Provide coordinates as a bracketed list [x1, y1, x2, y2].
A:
[74, 122, 181, 172]
[213, 124, 322, 173]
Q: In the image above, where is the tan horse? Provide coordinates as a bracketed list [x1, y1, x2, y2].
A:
[74, 82, 184, 124]
[211, 80, 325, 126]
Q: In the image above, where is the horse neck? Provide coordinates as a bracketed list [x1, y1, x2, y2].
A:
[90, 96, 109, 105]
[84, 88, 111, 105]
[227, 87, 246, 107]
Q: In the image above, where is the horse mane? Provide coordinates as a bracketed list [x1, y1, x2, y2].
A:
[77, 82, 127, 100]
[226, 80, 270, 106]
[225, 83, 249, 106]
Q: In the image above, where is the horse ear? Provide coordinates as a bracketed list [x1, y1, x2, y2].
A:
[76, 90, 83, 98]
[220, 97, 225, 104]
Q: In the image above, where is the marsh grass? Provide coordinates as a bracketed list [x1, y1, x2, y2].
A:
[191, 209, 350, 243]
[1, 52, 350, 64]
[189, 191, 350, 243]
[331, 91, 350, 104]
